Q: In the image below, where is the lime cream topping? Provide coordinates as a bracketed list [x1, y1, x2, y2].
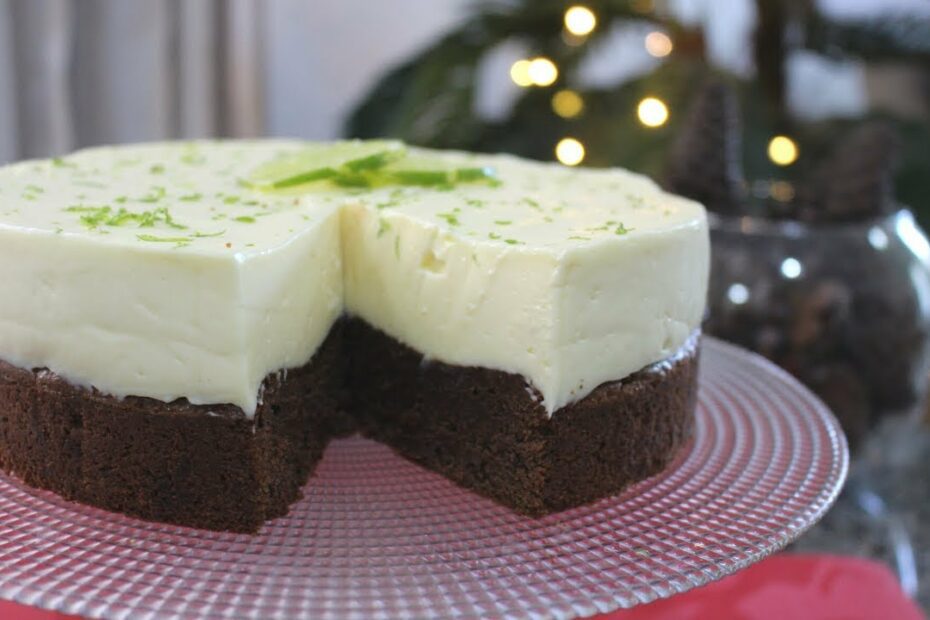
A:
[0, 140, 708, 416]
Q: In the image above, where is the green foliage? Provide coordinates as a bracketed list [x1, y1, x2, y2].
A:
[804, 11, 930, 62]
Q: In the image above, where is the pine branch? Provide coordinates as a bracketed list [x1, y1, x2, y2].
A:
[345, 23, 494, 146]
[804, 14, 930, 61]
[345, 0, 679, 145]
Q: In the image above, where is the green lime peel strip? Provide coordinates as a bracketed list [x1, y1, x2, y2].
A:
[245, 141, 497, 192]
[387, 164, 496, 187]
[244, 140, 406, 190]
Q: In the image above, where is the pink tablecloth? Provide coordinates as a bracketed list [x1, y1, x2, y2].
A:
[0, 554, 922, 619]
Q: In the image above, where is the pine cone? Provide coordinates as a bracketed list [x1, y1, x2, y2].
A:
[797, 121, 900, 223]
[663, 80, 746, 215]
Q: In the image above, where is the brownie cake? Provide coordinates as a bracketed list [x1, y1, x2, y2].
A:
[0, 323, 345, 532]
[0, 140, 709, 532]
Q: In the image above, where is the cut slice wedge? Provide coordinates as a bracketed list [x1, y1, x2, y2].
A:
[245, 140, 406, 190]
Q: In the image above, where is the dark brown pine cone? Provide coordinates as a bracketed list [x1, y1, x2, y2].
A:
[663, 80, 746, 215]
[796, 121, 900, 223]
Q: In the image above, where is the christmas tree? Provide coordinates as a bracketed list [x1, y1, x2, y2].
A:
[347, 0, 930, 223]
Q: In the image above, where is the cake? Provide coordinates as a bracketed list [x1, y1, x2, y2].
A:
[0, 140, 709, 532]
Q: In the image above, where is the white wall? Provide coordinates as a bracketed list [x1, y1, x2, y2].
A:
[263, 0, 469, 139]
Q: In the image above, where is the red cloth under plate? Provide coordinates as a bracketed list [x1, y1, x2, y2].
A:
[0, 554, 922, 620]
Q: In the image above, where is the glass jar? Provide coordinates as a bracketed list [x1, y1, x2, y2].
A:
[705, 209, 930, 446]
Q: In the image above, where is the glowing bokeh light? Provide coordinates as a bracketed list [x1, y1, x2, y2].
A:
[768, 135, 799, 166]
[644, 31, 673, 57]
[555, 138, 585, 166]
[527, 57, 558, 86]
[509, 59, 533, 87]
[727, 283, 750, 305]
[564, 6, 597, 36]
[637, 97, 669, 128]
[780, 257, 803, 279]
[552, 90, 585, 118]
[770, 180, 795, 203]
[868, 226, 889, 251]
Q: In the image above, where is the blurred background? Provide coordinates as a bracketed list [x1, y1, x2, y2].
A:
[2, 0, 926, 164]
[1, 0, 930, 613]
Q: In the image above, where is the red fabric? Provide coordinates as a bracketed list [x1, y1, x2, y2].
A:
[599, 554, 924, 620]
[0, 555, 922, 619]
[0, 603, 76, 620]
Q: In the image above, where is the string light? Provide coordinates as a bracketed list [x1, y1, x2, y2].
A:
[564, 6, 597, 36]
[768, 136, 799, 166]
[527, 57, 558, 86]
[510, 60, 533, 87]
[637, 97, 669, 128]
[644, 31, 673, 57]
[555, 138, 585, 166]
[552, 90, 584, 118]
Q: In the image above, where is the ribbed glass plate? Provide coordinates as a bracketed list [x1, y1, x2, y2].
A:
[0, 338, 848, 619]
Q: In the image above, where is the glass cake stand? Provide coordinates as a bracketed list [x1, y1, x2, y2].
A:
[0, 338, 848, 619]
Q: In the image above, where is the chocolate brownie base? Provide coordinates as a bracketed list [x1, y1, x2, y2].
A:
[347, 319, 699, 516]
[0, 316, 697, 531]
[0, 322, 348, 533]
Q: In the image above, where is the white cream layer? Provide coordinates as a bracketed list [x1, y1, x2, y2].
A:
[0, 141, 708, 417]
